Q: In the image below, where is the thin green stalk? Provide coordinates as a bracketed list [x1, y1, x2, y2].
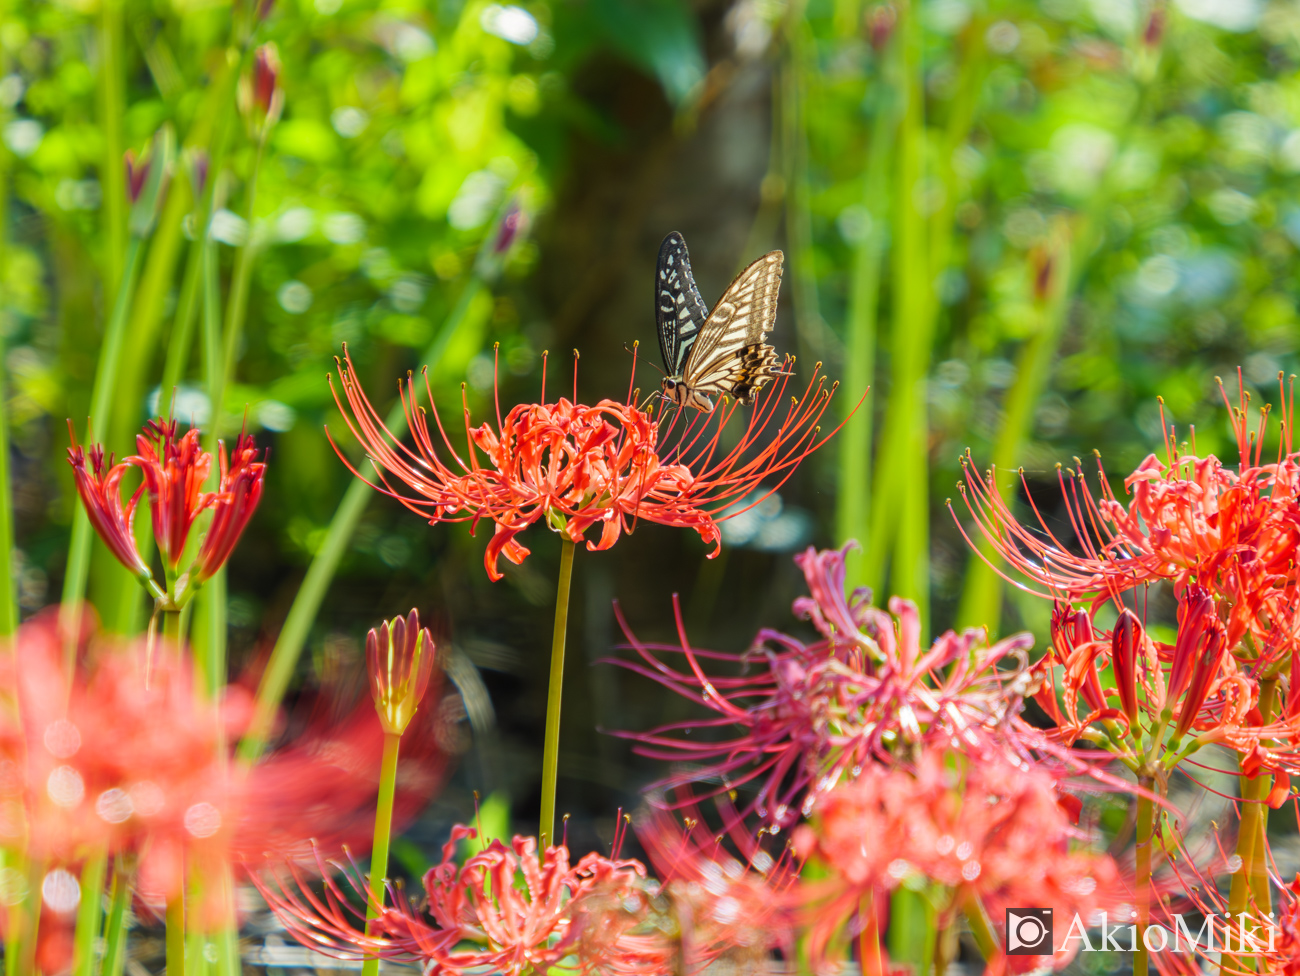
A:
[162, 607, 183, 650]
[166, 893, 185, 976]
[835, 54, 896, 586]
[102, 858, 131, 976]
[858, 892, 884, 976]
[13, 856, 44, 976]
[0, 171, 15, 637]
[962, 893, 998, 960]
[886, 887, 932, 975]
[362, 731, 402, 976]
[99, 0, 126, 303]
[1133, 778, 1155, 976]
[237, 278, 486, 761]
[217, 138, 267, 419]
[193, 569, 227, 696]
[865, 0, 927, 621]
[61, 236, 145, 658]
[160, 54, 240, 403]
[71, 849, 108, 976]
[539, 537, 576, 852]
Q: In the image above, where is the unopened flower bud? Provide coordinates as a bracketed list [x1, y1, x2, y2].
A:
[367, 609, 437, 736]
[1168, 586, 1215, 705]
[493, 201, 524, 254]
[1174, 621, 1224, 738]
[1052, 602, 1106, 716]
[239, 44, 284, 137]
[865, 4, 895, 51]
[1111, 610, 1141, 727]
[125, 150, 150, 205]
[126, 126, 176, 238]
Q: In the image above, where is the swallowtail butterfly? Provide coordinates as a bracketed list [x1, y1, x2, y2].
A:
[655, 232, 784, 412]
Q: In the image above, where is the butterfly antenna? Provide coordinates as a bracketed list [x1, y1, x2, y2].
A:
[625, 343, 665, 375]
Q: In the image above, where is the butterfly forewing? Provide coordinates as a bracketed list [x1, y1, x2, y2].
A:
[681, 249, 784, 399]
[656, 233, 710, 375]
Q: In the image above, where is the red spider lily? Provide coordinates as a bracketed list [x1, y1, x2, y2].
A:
[953, 375, 1300, 673]
[793, 744, 1124, 973]
[609, 544, 1038, 827]
[66, 424, 155, 588]
[1032, 588, 1300, 781]
[635, 810, 798, 973]
[254, 826, 671, 976]
[327, 345, 842, 581]
[68, 419, 266, 598]
[129, 419, 213, 570]
[366, 609, 437, 736]
[193, 431, 267, 583]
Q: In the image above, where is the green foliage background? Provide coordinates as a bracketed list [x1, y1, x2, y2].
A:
[2, 0, 1298, 850]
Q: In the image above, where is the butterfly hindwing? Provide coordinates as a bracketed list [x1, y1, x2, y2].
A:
[681, 249, 784, 402]
[656, 233, 710, 375]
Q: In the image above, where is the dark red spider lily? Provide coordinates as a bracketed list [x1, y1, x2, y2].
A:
[66, 423, 155, 587]
[193, 431, 267, 583]
[327, 345, 843, 581]
[608, 543, 1038, 828]
[952, 374, 1300, 673]
[129, 419, 213, 571]
[793, 744, 1124, 974]
[253, 826, 670, 976]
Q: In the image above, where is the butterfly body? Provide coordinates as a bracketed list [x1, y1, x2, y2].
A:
[655, 232, 784, 412]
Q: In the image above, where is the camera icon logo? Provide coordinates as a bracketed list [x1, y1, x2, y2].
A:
[1006, 908, 1053, 954]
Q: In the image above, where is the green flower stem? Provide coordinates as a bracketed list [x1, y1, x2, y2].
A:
[71, 849, 108, 976]
[362, 730, 402, 976]
[215, 136, 267, 428]
[962, 893, 998, 960]
[887, 887, 933, 975]
[237, 277, 485, 761]
[13, 856, 43, 976]
[858, 892, 884, 976]
[864, 0, 927, 623]
[1225, 676, 1278, 975]
[61, 234, 145, 664]
[101, 858, 131, 976]
[193, 568, 227, 696]
[99, 0, 126, 303]
[160, 52, 239, 403]
[166, 892, 185, 976]
[835, 42, 896, 587]
[539, 537, 576, 853]
[1133, 777, 1155, 976]
[0, 168, 15, 636]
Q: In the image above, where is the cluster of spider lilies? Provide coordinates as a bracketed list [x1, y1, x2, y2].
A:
[2, 352, 1299, 976]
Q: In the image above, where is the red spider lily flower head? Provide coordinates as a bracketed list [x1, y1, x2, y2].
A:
[609, 543, 1039, 828]
[327, 344, 843, 582]
[193, 431, 267, 584]
[0, 611, 251, 925]
[1051, 601, 1108, 717]
[953, 373, 1300, 673]
[66, 423, 153, 585]
[68, 419, 265, 599]
[793, 745, 1123, 973]
[366, 609, 437, 736]
[129, 419, 213, 571]
[635, 810, 798, 973]
[254, 826, 668, 976]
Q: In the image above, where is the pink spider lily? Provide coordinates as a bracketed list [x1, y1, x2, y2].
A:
[610, 543, 1039, 827]
[327, 345, 843, 581]
[953, 374, 1300, 673]
[253, 825, 671, 976]
[793, 744, 1124, 974]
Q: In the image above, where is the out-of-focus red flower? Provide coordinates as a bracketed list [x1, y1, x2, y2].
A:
[239, 43, 284, 134]
[66, 424, 154, 586]
[0, 610, 249, 924]
[255, 826, 669, 976]
[366, 609, 437, 736]
[793, 745, 1122, 973]
[328, 345, 841, 581]
[129, 419, 213, 571]
[954, 376, 1300, 673]
[636, 810, 798, 973]
[610, 543, 1038, 827]
[194, 431, 267, 583]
